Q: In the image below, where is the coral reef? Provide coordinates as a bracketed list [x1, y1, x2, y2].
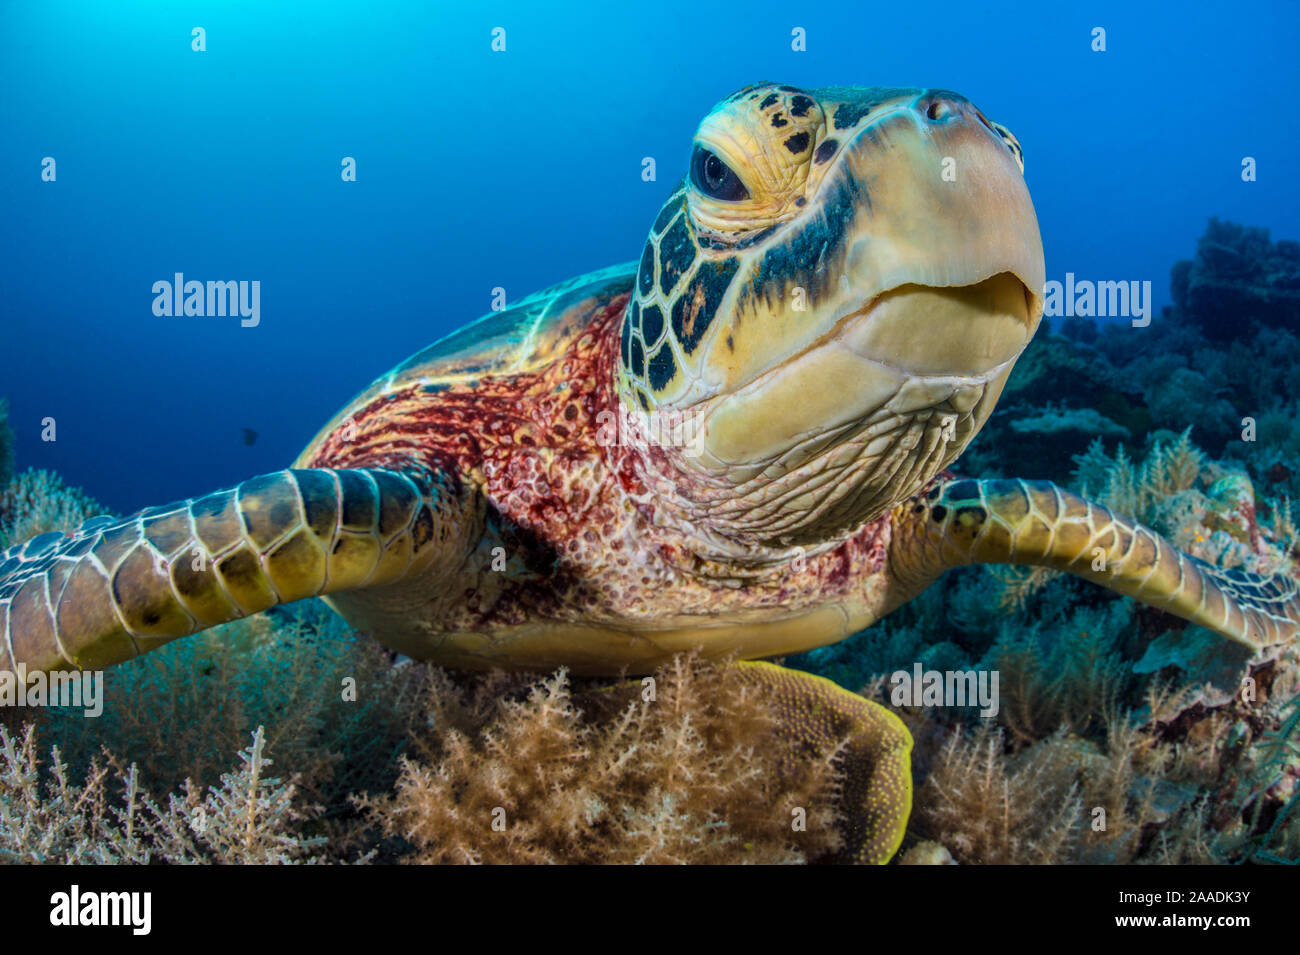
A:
[0, 723, 326, 864]
[363, 656, 845, 864]
[791, 219, 1300, 865]
[0, 468, 111, 550]
[1, 217, 1299, 864]
[1174, 218, 1300, 341]
[22, 601, 428, 830]
[3, 644, 857, 864]
[962, 219, 1300, 504]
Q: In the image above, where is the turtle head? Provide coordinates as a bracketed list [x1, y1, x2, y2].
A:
[617, 83, 1045, 551]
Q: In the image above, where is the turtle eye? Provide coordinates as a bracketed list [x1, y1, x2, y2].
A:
[690, 145, 750, 201]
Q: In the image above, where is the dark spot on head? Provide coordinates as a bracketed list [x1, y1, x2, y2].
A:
[671, 256, 740, 354]
[726, 334, 734, 352]
[771, 113, 788, 128]
[834, 103, 869, 129]
[564, 403, 578, 421]
[930, 504, 948, 522]
[641, 303, 665, 348]
[657, 214, 697, 297]
[794, 196, 806, 207]
[814, 139, 838, 164]
[630, 335, 645, 377]
[784, 132, 810, 154]
[789, 95, 814, 117]
[652, 193, 682, 236]
[955, 506, 987, 528]
[647, 344, 678, 391]
[637, 241, 656, 297]
[637, 390, 650, 411]
[745, 173, 860, 304]
[760, 92, 779, 109]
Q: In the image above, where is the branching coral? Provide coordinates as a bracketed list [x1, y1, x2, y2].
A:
[0, 724, 324, 864]
[911, 718, 1227, 865]
[987, 565, 1062, 614]
[0, 467, 111, 549]
[362, 656, 847, 864]
[25, 600, 429, 839]
[1072, 428, 1204, 526]
[16, 631, 868, 864]
[1219, 690, 1300, 863]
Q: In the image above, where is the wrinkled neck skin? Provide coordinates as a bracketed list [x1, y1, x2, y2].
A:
[609, 339, 1005, 578]
[610, 311, 1014, 576]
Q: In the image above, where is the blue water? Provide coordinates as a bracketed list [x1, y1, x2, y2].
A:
[2, 0, 1297, 513]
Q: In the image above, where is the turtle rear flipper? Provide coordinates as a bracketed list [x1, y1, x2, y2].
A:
[0, 467, 474, 673]
[890, 477, 1300, 651]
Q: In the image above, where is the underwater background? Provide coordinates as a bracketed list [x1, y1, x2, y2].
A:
[1, 0, 1298, 511]
[2, 0, 1299, 864]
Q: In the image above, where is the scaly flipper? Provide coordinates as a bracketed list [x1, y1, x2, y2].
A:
[889, 477, 1300, 651]
[0, 467, 473, 673]
[730, 661, 913, 864]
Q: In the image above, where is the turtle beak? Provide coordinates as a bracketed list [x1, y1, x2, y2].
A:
[832, 89, 1045, 375]
[687, 88, 1045, 491]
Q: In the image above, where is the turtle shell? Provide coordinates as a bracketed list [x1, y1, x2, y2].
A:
[296, 261, 635, 464]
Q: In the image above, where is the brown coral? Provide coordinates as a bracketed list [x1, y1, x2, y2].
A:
[363, 655, 848, 864]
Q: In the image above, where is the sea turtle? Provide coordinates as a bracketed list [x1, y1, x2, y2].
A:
[2, 83, 1298, 863]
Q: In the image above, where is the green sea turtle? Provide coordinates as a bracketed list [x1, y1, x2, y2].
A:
[3, 84, 1298, 863]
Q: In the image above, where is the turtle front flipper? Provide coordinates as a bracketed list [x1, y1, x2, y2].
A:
[0, 467, 475, 673]
[889, 477, 1300, 651]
